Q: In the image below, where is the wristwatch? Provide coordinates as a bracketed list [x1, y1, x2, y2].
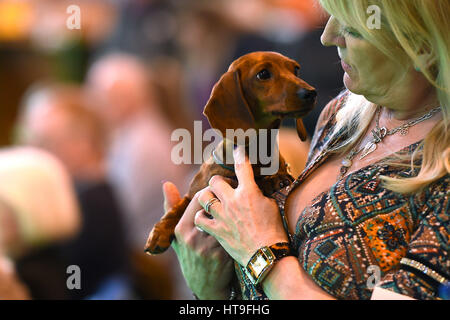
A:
[245, 242, 292, 286]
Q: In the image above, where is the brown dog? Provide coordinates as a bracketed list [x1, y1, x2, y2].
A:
[145, 51, 316, 254]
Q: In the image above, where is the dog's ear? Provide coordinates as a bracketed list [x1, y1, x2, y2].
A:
[203, 70, 255, 138]
[296, 118, 308, 142]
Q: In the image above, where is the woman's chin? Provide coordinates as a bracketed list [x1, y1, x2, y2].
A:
[343, 72, 360, 94]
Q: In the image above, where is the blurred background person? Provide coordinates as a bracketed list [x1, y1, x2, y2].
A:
[15, 84, 135, 299]
[85, 53, 192, 299]
[0, 147, 80, 299]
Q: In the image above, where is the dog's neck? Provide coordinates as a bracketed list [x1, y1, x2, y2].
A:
[213, 130, 284, 176]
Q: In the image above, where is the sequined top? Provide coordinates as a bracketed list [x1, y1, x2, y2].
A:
[235, 91, 450, 300]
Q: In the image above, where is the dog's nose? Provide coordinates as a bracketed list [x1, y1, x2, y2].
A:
[297, 88, 317, 101]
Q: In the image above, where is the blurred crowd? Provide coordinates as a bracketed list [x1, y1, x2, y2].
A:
[0, 0, 343, 300]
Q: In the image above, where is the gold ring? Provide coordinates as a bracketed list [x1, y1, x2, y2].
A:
[204, 197, 220, 214]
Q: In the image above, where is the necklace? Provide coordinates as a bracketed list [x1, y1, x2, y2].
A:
[337, 105, 441, 181]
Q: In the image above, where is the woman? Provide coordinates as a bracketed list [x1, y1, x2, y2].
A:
[166, 0, 449, 299]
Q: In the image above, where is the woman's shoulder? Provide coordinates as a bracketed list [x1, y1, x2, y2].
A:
[317, 90, 350, 127]
[306, 90, 350, 164]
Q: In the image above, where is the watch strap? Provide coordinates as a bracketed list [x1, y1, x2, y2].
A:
[268, 242, 292, 260]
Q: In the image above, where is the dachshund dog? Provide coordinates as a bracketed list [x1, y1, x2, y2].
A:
[145, 51, 316, 254]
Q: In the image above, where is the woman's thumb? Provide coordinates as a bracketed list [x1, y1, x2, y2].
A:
[163, 181, 181, 212]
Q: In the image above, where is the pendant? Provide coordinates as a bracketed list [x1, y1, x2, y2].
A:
[339, 158, 352, 180]
[341, 158, 352, 167]
[372, 127, 387, 142]
[359, 126, 387, 160]
[359, 141, 377, 160]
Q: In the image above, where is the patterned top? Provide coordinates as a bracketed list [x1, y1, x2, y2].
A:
[235, 91, 450, 300]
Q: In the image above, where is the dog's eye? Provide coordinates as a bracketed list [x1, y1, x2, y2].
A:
[294, 66, 301, 78]
[256, 69, 271, 80]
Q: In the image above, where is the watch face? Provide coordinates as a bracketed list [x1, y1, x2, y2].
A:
[246, 243, 291, 285]
[252, 254, 269, 275]
[247, 247, 276, 284]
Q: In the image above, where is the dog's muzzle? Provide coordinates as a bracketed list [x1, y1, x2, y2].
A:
[297, 88, 317, 102]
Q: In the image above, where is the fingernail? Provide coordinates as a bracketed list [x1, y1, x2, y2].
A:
[233, 145, 238, 156]
[233, 145, 244, 164]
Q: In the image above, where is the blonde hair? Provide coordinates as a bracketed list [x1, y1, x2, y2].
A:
[319, 0, 450, 194]
[0, 147, 80, 257]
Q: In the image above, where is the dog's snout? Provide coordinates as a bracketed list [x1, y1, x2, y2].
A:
[297, 88, 317, 101]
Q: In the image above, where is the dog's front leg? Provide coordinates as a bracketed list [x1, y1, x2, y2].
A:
[145, 196, 191, 254]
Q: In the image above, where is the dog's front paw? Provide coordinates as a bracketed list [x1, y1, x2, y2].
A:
[144, 224, 174, 255]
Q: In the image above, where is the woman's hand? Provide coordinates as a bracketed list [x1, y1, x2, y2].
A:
[194, 146, 289, 267]
[164, 182, 234, 300]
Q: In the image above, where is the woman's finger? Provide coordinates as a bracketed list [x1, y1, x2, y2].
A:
[194, 209, 218, 237]
[197, 188, 222, 218]
[162, 181, 181, 212]
[174, 190, 204, 237]
[233, 145, 257, 189]
[208, 175, 233, 202]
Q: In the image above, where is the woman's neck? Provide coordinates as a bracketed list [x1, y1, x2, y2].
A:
[367, 71, 440, 121]
[383, 96, 440, 122]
